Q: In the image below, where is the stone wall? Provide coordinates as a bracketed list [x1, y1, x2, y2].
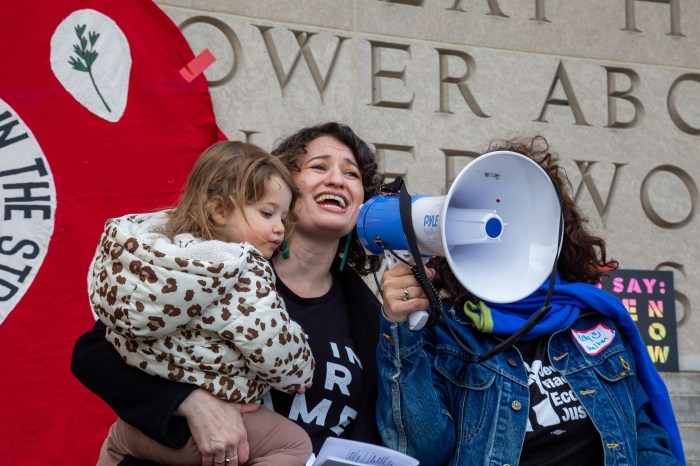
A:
[155, 0, 699, 458]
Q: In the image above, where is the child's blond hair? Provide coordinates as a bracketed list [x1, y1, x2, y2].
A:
[166, 141, 299, 241]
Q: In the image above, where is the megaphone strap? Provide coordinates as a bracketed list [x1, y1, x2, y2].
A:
[379, 177, 404, 195]
[443, 300, 553, 362]
[451, 215, 562, 363]
[396, 177, 444, 327]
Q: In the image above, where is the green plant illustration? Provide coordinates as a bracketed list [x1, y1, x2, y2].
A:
[68, 24, 111, 112]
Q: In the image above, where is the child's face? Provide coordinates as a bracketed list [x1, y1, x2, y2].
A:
[221, 175, 292, 259]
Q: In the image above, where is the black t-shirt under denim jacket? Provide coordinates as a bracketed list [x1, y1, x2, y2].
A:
[516, 336, 604, 465]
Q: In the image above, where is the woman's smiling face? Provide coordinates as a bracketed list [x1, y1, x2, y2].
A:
[292, 136, 365, 240]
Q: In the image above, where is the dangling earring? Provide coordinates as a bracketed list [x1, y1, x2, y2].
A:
[339, 231, 352, 272]
[281, 238, 290, 259]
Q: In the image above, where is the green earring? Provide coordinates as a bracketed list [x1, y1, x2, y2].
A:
[339, 231, 352, 272]
[281, 238, 290, 259]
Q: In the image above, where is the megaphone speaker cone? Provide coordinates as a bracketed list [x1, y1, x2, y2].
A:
[356, 150, 561, 306]
[442, 151, 561, 303]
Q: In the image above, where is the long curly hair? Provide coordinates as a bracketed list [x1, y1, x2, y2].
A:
[430, 135, 618, 305]
[271, 122, 385, 276]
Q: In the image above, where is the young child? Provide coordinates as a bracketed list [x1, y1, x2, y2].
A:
[89, 141, 315, 465]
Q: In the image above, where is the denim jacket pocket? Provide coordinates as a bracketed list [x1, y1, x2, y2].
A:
[434, 348, 496, 440]
[588, 351, 637, 430]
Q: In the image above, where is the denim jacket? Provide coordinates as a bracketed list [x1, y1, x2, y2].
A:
[376, 308, 681, 466]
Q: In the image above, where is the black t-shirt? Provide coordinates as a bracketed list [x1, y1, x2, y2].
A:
[516, 336, 604, 466]
[261, 275, 364, 453]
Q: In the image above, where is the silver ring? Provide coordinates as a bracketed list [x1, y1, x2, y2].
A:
[225, 456, 238, 463]
[401, 288, 410, 301]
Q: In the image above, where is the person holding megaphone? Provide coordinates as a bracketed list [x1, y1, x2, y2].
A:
[374, 135, 684, 465]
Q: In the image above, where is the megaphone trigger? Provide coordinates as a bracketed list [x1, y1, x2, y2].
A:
[383, 250, 410, 269]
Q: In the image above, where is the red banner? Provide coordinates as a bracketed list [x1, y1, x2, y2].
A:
[0, 1, 222, 463]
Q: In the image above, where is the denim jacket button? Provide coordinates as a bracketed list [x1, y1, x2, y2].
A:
[511, 400, 522, 411]
[507, 358, 517, 367]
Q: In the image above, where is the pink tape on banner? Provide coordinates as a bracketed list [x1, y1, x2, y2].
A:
[180, 49, 216, 82]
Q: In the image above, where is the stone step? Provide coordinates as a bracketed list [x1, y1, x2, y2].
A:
[681, 424, 700, 466]
[662, 371, 700, 396]
[661, 372, 700, 464]
[662, 372, 700, 423]
[671, 394, 700, 424]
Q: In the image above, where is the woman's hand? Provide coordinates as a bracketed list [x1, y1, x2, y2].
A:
[175, 389, 261, 466]
[382, 262, 434, 322]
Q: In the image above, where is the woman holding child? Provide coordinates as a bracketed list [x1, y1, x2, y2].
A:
[72, 122, 384, 465]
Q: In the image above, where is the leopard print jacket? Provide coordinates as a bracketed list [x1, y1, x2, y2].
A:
[89, 211, 314, 402]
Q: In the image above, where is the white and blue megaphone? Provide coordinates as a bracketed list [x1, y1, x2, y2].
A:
[357, 151, 562, 330]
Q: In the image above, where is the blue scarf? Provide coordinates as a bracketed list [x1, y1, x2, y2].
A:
[466, 275, 684, 463]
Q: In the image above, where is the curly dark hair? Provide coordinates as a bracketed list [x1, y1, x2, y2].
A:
[271, 122, 385, 276]
[431, 134, 618, 305]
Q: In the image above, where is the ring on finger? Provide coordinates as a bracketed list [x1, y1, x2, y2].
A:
[225, 456, 238, 463]
[401, 288, 410, 301]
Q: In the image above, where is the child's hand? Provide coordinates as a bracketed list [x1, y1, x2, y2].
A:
[296, 381, 312, 394]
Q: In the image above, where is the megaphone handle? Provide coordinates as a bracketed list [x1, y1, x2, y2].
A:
[408, 309, 429, 330]
[383, 251, 430, 331]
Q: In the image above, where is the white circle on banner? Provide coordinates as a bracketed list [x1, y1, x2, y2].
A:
[50, 9, 131, 122]
[0, 98, 57, 325]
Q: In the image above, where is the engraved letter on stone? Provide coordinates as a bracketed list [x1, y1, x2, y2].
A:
[380, 0, 424, 6]
[436, 49, 488, 117]
[178, 16, 242, 87]
[373, 143, 414, 179]
[531, 0, 549, 22]
[604, 66, 643, 129]
[623, 0, 683, 37]
[573, 160, 627, 226]
[256, 26, 348, 97]
[641, 165, 697, 229]
[668, 74, 700, 135]
[535, 61, 590, 126]
[446, 0, 508, 17]
[370, 41, 414, 109]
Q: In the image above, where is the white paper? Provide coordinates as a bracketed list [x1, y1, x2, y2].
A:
[311, 437, 419, 466]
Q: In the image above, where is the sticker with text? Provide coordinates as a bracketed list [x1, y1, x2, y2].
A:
[571, 323, 616, 356]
